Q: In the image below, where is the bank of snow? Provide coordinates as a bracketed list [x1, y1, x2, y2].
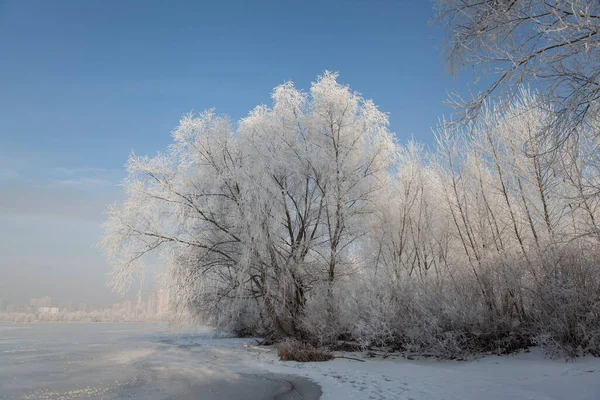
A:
[178, 332, 600, 400]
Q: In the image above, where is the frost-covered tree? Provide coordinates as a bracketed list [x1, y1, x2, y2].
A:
[435, 0, 600, 144]
[102, 73, 599, 356]
[101, 72, 395, 339]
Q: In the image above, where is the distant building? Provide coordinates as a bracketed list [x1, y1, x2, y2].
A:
[30, 296, 52, 308]
[122, 300, 133, 313]
[63, 301, 79, 313]
[157, 288, 170, 314]
[146, 291, 157, 314]
[39, 307, 59, 314]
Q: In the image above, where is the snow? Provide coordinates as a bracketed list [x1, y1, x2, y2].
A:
[182, 335, 600, 400]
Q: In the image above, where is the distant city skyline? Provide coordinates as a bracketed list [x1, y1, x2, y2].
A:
[0, 288, 170, 315]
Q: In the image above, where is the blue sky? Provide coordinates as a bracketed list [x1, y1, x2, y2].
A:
[0, 0, 471, 306]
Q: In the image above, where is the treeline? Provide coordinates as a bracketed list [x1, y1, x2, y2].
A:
[101, 73, 600, 357]
[0, 311, 171, 323]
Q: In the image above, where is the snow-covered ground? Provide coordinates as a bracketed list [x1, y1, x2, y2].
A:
[180, 333, 600, 400]
[172, 326, 600, 399]
[1, 323, 598, 399]
[245, 344, 600, 400]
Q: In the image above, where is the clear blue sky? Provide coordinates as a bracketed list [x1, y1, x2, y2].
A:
[0, 0, 469, 306]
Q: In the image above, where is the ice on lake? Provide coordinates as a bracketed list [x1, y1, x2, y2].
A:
[0, 323, 321, 400]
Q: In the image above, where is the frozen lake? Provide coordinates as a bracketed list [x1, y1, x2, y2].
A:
[0, 323, 321, 400]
